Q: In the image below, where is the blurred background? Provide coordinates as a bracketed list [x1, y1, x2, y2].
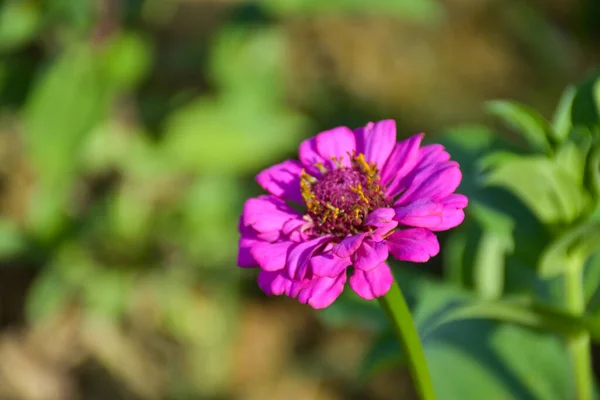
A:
[0, 0, 599, 399]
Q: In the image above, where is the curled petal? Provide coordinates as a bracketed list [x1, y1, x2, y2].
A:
[297, 273, 347, 309]
[365, 208, 398, 241]
[311, 252, 351, 277]
[333, 233, 368, 258]
[354, 120, 396, 169]
[387, 228, 440, 262]
[433, 194, 468, 231]
[256, 160, 304, 203]
[286, 236, 332, 280]
[242, 195, 301, 233]
[365, 208, 395, 225]
[250, 241, 293, 272]
[353, 241, 389, 271]
[394, 199, 443, 229]
[349, 262, 393, 300]
[258, 270, 293, 296]
[382, 133, 423, 191]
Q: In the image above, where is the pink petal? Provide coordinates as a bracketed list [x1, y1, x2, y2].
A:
[433, 194, 468, 231]
[395, 162, 462, 205]
[258, 270, 293, 296]
[387, 228, 440, 263]
[353, 240, 389, 271]
[354, 120, 396, 169]
[242, 195, 301, 234]
[365, 208, 398, 241]
[297, 273, 347, 309]
[315, 126, 356, 168]
[349, 262, 394, 300]
[238, 236, 260, 267]
[256, 160, 304, 203]
[310, 252, 351, 277]
[419, 144, 451, 167]
[333, 233, 368, 258]
[382, 133, 424, 193]
[365, 208, 395, 226]
[299, 136, 326, 176]
[286, 236, 332, 280]
[394, 199, 443, 229]
[250, 241, 293, 272]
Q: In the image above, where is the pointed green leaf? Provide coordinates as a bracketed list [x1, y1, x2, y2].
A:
[486, 100, 553, 154]
[552, 85, 577, 142]
[482, 154, 590, 224]
[539, 221, 600, 277]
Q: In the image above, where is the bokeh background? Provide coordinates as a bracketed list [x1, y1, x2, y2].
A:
[0, 0, 599, 399]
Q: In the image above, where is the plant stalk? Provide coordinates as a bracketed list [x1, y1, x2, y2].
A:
[565, 265, 593, 400]
[378, 280, 436, 400]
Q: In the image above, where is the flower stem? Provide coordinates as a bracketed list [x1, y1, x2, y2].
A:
[378, 280, 436, 400]
[565, 264, 593, 400]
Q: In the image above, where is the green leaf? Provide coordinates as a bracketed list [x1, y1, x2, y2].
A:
[539, 220, 600, 278]
[486, 100, 553, 154]
[586, 145, 600, 203]
[365, 281, 574, 400]
[24, 45, 110, 185]
[451, 203, 514, 300]
[571, 70, 600, 130]
[481, 153, 590, 224]
[210, 27, 286, 99]
[100, 32, 152, 90]
[162, 96, 306, 174]
[584, 251, 600, 308]
[0, 218, 26, 258]
[262, 0, 443, 22]
[0, 2, 40, 52]
[551, 85, 576, 142]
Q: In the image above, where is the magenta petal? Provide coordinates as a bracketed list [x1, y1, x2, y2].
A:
[256, 160, 304, 203]
[315, 126, 356, 168]
[242, 195, 301, 233]
[297, 273, 347, 309]
[419, 144, 451, 167]
[353, 241, 389, 271]
[432, 194, 468, 231]
[354, 120, 396, 169]
[349, 262, 393, 300]
[258, 270, 293, 296]
[394, 199, 443, 229]
[238, 236, 260, 267]
[333, 233, 368, 258]
[286, 236, 332, 280]
[299, 137, 326, 176]
[365, 208, 398, 241]
[365, 208, 395, 226]
[251, 241, 293, 272]
[387, 228, 440, 262]
[381, 133, 423, 190]
[396, 162, 462, 205]
[311, 252, 351, 277]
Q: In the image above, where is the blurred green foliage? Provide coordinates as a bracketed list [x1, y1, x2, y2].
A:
[0, 0, 600, 399]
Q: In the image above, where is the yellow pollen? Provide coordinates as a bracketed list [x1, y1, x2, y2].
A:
[314, 162, 328, 174]
[351, 183, 369, 204]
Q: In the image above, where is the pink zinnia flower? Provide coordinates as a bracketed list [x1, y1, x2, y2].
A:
[238, 120, 467, 309]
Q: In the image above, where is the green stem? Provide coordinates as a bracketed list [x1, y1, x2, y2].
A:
[565, 265, 593, 400]
[378, 280, 436, 400]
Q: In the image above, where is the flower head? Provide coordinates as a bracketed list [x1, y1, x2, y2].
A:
[238, 120, 467, 309]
